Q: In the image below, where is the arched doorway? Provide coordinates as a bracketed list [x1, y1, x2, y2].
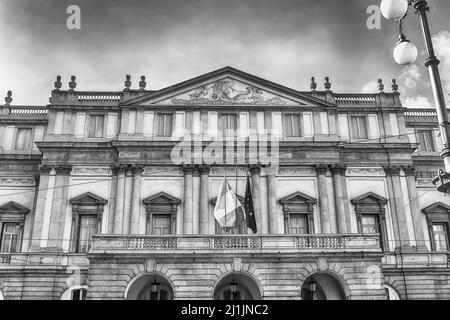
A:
[301, 272, 347, 300]
[214, 273, 262, 300]
[125, 273, 174, 300]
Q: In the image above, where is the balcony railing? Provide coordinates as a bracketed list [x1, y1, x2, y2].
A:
[0, 254, 11, 264]
[91, 234, 381, 253]
[334, 94, 376, 105]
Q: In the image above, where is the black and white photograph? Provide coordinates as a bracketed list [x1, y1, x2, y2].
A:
[1, 0, 450, 311]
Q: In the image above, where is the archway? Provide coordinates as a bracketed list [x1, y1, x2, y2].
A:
[301, 272, 347, 300]
[214, 272, 262, 300]
[125, 273, 174, 300]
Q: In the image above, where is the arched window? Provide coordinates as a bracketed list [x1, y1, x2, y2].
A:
[0, 201, 29, 253]
[422, 203, 450, 252]
[126, 274, 174, 300]
[214, 273, 262, 300]
[211, 195, 246, 235]
[279, 192, 316, 234]
[351, 192, 388, 251]
[143, 192, 180, 235]
[69, 193, 107, 253]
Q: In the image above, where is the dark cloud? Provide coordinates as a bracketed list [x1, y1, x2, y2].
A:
[1, 0, 449, 106]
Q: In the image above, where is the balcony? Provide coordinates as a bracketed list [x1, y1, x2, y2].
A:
[90, 234, 382, 255]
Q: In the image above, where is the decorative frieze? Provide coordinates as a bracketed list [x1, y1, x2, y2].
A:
[346, 168, 384, 176]
[0, 177, 35, 186]
[55, 165, 73, 175]
[277, 167, 315, 176]
[72, 167, 112, 176]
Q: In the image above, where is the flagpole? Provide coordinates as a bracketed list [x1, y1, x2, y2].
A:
[235, 161, 238, 234]
[224, 166, 227, 235]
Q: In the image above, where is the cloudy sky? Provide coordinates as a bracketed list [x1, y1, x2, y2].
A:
[0, 0, 449, 107]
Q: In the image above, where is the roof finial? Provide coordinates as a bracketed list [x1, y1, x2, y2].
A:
[68, 75, 77, 91]
[139, 75, 146, 90]
[124, 75, 132, 91]
[324, 76, 331, 91]
[377, 79, 384, 92]
[310, 77, 317, 92]
[392, 79, 399, 92]
[54, 75, 62, 91]
[4, 90, 12, 105]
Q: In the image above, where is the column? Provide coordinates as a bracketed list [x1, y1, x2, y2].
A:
[315, 165, 331, 234]
[199, 165, 210, 234]
[250, 165, 263, 234]
[113, 165, 127, 234]
[48, 165, 72, 249]
[192, 167, 200, 234]
[40, 166, 57, 248]
[108, 166, 118, 234]
[130, 165, 144, 234]
[331, 164, 347, 234]
[183, 165, 194, 234]
[384, 166, 410, 251]
[403, 166, 428, 251]
[267, 167, 280, 234]
[122, 166, 133, 234]
[30, 165, 51, 250]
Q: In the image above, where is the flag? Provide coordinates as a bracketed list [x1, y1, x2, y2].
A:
[213, 178, 245, 228]
[244, 174, 257, 234]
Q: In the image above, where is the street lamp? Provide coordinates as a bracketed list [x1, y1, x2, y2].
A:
[381, 0, 450, 195]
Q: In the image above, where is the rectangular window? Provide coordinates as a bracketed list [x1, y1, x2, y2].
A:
[88, 115, 105, 138]
[77, 215, 97, 253]
[290, 214, 308, 234]
[222, 114, 238, 136]
[417, 130, 436, 152]
[1, 223, 21, 253]
[156, 113, 173, 137]
[432, 224, 449, 252]
[152, 215, 171, 235]
[15, 128, 32, 150]
[351, 116, 368, 139]
[361, 215, 379, 234]
[284, 114, 302, 137]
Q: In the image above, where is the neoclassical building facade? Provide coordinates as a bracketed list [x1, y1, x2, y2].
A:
[0, 67, 449, 300]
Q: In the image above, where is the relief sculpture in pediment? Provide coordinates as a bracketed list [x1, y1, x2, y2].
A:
[171, 78, 287, 105]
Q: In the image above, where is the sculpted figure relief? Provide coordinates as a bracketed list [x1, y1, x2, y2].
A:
[172, 78, 286, 105]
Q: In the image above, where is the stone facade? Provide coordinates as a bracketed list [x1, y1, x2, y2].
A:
[0, 67, 449, 300]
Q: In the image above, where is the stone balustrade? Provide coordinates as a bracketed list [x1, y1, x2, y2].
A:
[90, 234, 382, 254]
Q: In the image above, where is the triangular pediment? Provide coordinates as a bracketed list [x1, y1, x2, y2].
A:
[351, 192, 388, 204]
[0, 201, 30, 214]
[279, 192, 316, 204]
[70, 192, 108, 205]
[422, 202, 450, 214]
[143, 192, 181, 205]
[123, 66, 335, 108]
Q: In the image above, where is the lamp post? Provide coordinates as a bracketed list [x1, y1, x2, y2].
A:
[381, 0, 450, 194]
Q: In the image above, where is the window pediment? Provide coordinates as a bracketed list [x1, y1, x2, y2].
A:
[422, 202, 450, 223]
[0, 201, 29, 223]
[351, 192, 388, 206]
[279, 192, 317, 205]
[69, 192, 108, 206]
[0, 201, 30, 215]
[143, 192, 181, 207]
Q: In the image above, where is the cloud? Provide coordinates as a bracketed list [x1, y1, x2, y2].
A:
[404, 95, 432, 109]
[433, 30, 450, 95]
[398, 64, 421, 91]
[361, 80, 378, 93]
